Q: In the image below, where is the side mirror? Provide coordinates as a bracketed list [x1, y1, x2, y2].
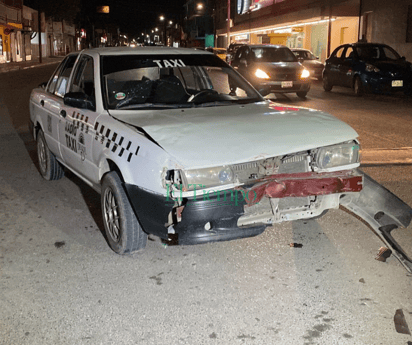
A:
[315, 56, 319, 60]
[64, 92, 95, 111]
[240, 58, 248, 67]
[39, 82, 47, 89]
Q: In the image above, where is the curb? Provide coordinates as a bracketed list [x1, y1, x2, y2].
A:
[0, 59, 63, 74]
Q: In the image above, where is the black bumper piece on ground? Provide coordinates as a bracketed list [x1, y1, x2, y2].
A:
[124, 184, 266, 245]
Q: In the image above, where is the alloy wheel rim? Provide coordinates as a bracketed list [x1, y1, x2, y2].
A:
[103, 187, 121, 242]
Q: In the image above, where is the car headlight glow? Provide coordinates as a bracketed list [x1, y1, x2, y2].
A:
[183, 166, 234, 190]
[316, 143, 360, 170]
[365, 63, 380, 73]
[255, 69, 270, 79]
[300, 69, 310, 78]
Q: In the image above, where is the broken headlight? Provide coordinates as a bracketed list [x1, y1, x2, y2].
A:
[316, 143, 360, 170]
[182, 166, 234, 190]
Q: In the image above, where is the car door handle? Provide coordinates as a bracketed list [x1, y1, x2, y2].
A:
[60, 109, 67, 118]
[40, 100, 45, 107]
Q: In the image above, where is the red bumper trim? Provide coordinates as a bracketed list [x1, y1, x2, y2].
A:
[240, 171, 363, 206]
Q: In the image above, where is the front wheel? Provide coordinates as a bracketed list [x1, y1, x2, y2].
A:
[36, 129, 64, 180]
[323, 75, 333, 91]
[353, 76, 364, 97]
[296, 91, 308, 99]
[101, 172, 147, 254]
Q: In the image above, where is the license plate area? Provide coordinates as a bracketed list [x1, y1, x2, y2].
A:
[281, 81, 293, 88]
[392, 80, 403, 87]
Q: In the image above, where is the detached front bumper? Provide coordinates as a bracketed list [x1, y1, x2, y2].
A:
[125, 169, 412, 272]
[340, 172, 412, 273]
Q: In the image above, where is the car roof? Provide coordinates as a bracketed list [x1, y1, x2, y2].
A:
[290, 48, 310, 51]
[79, 46, 213, 57]
[241, 44, 289, 49]
[344, 42, 391, 48]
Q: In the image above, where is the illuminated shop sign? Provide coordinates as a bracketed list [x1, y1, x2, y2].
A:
[237, 0, 285, 14]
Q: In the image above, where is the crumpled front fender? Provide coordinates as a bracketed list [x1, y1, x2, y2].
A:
[340, 169, 412, 273]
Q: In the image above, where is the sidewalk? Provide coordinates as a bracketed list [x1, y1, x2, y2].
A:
[0, 56, 64, 74]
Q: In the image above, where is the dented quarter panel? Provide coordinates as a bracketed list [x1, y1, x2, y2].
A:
[340, 170, 412, 273]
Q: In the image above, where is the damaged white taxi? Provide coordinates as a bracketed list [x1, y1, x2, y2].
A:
[29, 47, 412, 272]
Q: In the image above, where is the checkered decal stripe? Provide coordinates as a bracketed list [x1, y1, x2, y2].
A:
[71, 111, 89, 134]
[93, 122, 140, 162]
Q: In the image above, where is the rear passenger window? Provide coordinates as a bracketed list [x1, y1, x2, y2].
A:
[333, 46, 345, 59]
[344, 47, 354, 60]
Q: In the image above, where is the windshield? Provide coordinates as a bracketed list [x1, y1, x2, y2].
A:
[101, 54, 262, 110]
[251, 47, 298, 63]
[293, 50, 316, 60]
[356, 45, 401, 61]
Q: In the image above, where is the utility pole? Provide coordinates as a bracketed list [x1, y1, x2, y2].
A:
[227, 0, 230, 47]
[38, 1, 42, 63]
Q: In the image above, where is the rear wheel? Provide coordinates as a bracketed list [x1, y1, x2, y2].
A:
[296, 91, 308, 99]
[323, 75, 333, 91]
[36, 129, 64, 180]
[353, 76, 364, 96]
[101, 171, 147, 254]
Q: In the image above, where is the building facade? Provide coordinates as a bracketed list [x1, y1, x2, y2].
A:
[0, 0, 23, 63]
[215, 0, 412, 61]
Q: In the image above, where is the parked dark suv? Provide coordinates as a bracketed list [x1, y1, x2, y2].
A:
[226, 43, 245, 65]
[323, 42, 412, 96]
[231, 44, 311, 98]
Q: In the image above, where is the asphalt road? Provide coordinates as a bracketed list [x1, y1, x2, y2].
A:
[1, 64, 412, 345]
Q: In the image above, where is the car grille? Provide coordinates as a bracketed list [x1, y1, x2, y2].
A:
[275, 73, 300, 81]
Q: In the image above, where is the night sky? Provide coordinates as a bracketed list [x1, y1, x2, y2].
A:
[103, 0, 186, 37]
[25, 0, 187, 38]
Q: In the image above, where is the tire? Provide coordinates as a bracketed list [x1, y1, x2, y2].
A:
[323, 75, 333, 91]
[101, 171, 147, 254]
[353, 76, 364, 97]
[296, 91, 308, 99]
[36, 129, 64, 180]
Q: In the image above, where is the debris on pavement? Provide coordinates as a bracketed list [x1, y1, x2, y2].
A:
[394, 309, 411, 335]
[54, 241, 65, 248]
[290, 243, 303, 248]
[359, 278, 365, 283]
[375, 247, 392, 262]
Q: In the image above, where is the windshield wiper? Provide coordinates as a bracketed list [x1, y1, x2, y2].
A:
[115, 103, 193, 110]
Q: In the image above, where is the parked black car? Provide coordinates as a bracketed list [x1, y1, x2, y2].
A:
[291, 48, 324, 80]
[323, 42, 412, 96]
[231, 44, 311, 98]
[226, 43, 245, 65]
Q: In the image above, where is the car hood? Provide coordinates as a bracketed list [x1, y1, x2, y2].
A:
[109, 102, 358, 169]
[302, 60, 325, 68]
[364, 59, 411, 74]
[373, 61, 411, 74]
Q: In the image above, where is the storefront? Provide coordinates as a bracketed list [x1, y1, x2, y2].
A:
[0, 23, 23, 63]
[220, 16, 359, 62]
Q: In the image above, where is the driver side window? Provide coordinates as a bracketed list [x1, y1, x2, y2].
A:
[69, 55, 95, 106]
[47, 55, 77, 97]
